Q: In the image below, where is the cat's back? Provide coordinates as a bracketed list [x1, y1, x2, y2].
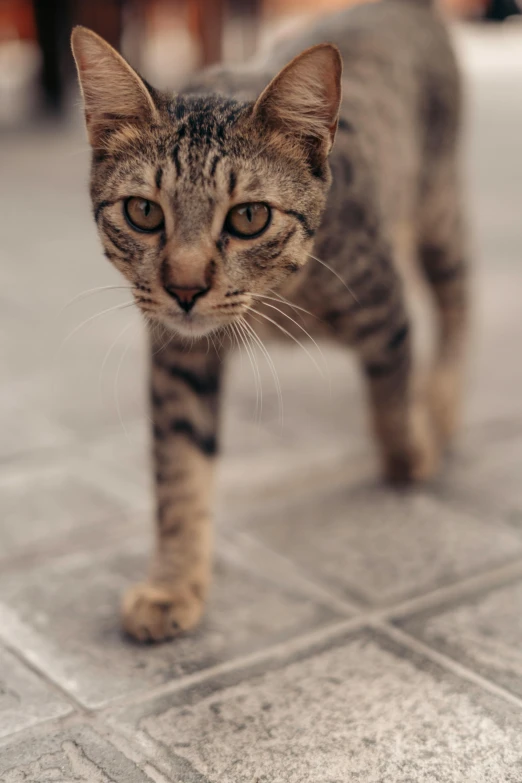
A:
[270, 0, 461, 145]
[269, 0, 455, 74]
[190, 0, 460, 167]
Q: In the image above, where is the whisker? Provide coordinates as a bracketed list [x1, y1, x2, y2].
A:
[228, 323, 244, 369]
[249, 300, 330, 385]
[247, 306, 326, 379]
[59, 284, 133, 315]
[61, 145, 91, 160]
[114, 317, 140, 444]
[266, 290, 320, 321]
[234, 319, 263, 422]
[240, 317, 284, 426]
[252, 293, 307, 324]
[98, 319, 135, 404]
[209, 331, 220, 356]
[57, 301, 136, 362]
[217, 326, 229, 350]
[307, 253, 360, 304]
[236, 318, 263, 420]
[151, 324, 176, 357]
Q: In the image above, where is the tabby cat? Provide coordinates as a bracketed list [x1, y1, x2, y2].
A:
[71, 0, 467, 642]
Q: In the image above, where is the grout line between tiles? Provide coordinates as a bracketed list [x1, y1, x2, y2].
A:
[95, 550, 522, 713]
[0, 632, 89, 716]
[376, 556, 522, 621]
[0, 711, 86, 750]
[224, 529, 362, 615]
[102, 718, 197, 783]
[97, 617, 366, 713]
[231, 527, 522, 625]
[3, 553, 522, 727]
[376, 620, 522, 713]
[94, 720, 178, 783]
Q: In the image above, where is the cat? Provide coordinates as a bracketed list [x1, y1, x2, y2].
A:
[71, 0, 467, 642]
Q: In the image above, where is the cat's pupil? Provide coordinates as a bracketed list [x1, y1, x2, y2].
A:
[245, 207, 253, 223]
[143, 201, 151, 217]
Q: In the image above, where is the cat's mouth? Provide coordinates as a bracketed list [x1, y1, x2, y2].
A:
[136, 289, 254, 339]
[154, 307, 227, 339]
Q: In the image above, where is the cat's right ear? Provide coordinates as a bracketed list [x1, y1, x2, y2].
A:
[71, 26, 158, 147]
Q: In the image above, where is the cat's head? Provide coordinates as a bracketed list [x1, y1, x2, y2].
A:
[72, 27, 342, 338]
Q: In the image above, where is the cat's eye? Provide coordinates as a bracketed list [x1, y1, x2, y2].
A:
[124, 197, 164, 232]
[225, 203, 271, 239]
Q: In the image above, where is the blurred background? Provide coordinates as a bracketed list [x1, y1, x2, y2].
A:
[1, 0, 522, 774]
[0, 0, 521, 125]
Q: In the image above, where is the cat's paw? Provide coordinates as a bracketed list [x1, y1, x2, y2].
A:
[383, 442, 438, 484]
[121, 582, 204, 643]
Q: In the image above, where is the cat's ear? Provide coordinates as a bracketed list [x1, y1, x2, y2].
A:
[252, 44, 342, 155]
[71, 26, 158, 147]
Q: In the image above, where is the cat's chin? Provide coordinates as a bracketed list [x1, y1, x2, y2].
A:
[155, 313, 223, 340]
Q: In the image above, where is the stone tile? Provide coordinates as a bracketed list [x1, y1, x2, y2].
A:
[0, 457, 143, 564]
[441, 434, 522, 522]
[0, 645, 71, 739]
[221, 346, 370, 499]
[80, 414, 283, 502]
[14, 346, 147, 439]
[80, 382, 366, 508]
[110, 627, 522, 783]
[398, 576, 522, 700]
[465, 268, 522, 429]
[0, 724, 157, 782]
[228, 342, 365, 442]
[238, 478, 522, 605]
[0, 535, 341, 709]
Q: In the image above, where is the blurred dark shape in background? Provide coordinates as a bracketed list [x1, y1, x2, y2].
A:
[0, 0, 519, 129]
[0, 0, 264, 125]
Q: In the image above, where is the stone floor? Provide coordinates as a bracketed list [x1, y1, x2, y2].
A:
[1, 22, 522, 783]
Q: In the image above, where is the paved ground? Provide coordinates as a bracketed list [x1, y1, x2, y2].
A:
[1, 22, 522, 783]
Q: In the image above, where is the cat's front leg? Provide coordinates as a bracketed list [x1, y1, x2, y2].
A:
[122, 332, 222, 642]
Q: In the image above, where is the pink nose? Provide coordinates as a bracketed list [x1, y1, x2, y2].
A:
[164, 284, 209, 313]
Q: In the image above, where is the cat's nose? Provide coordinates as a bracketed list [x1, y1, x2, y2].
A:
[164, 284, 209, 313]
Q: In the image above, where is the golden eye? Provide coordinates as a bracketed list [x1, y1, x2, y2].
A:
[124, 197, 164, 232]
[225, 203, 271, 239]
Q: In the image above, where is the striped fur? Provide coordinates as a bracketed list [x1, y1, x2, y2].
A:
[72, 0, 468, 641]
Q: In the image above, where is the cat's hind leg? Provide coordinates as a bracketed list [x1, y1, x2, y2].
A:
[418, 167, 469, 446]
[332, 245, 439, 483]
[360, 312, 439, 484]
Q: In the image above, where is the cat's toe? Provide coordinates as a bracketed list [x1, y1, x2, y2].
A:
[122, 582, 204, 643]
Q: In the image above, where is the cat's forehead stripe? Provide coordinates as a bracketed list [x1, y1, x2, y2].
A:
[167, 95, 248, 149]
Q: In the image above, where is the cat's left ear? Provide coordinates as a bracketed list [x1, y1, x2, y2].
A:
[71, 26, 159, 147]
[252, 44, 342, 156]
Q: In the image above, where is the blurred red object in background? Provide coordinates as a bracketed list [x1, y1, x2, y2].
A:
[0, 0, 36, 41]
